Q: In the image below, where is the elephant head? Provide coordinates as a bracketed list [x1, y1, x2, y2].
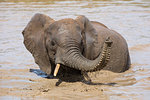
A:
[22, 13, 112, 76]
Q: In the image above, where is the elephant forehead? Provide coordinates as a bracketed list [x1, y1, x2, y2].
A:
[58, 24, 69, 34]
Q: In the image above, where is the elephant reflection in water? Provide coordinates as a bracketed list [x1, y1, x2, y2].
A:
[22, 13, 130, 82]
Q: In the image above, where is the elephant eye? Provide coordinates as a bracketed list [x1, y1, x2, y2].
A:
[51, 41, 55, 46]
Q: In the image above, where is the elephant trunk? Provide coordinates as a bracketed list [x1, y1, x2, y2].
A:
[62, 37, 112, 72]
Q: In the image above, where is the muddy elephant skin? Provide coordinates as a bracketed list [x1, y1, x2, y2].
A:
[22, 13, 130, 76]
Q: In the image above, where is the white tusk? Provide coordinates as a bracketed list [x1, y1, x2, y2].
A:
[54, 64, 60, 76]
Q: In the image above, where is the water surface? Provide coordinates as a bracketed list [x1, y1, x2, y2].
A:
[0, 0, 150, 99]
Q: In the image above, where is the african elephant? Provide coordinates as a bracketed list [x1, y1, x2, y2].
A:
[22, 13, 130, 77]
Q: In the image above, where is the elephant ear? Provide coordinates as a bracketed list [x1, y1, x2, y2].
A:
[22, 13, 55, 75]
[75, 15, 98, 60]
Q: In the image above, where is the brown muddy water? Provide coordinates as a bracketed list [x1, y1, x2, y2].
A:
[0, 0, 150, 100]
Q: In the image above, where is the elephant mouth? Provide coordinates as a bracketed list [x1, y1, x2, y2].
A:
[52, 63, 82, 81]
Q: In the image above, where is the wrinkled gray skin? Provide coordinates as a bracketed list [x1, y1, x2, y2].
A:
[22, 13, 130, 76]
